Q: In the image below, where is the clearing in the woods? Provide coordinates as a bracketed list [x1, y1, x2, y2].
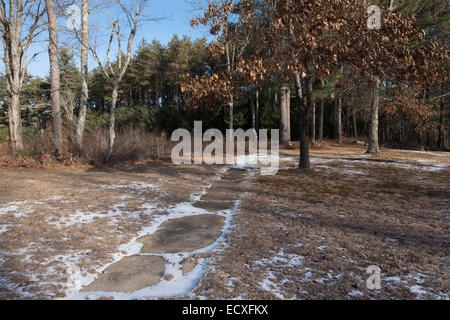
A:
[0, 144, 448, 300]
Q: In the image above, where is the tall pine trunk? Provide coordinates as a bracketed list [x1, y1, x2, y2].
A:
[46, 0, 62, 158]
[295, 72, 311, 170]
[319, 80, 325, 142]
[229, 94, 234, 130]
[437, 82, 446, 150]
[75, 0, 89, 155]
[334, 95, 342, 143]
[367, 79, 381, 154]
[255, 89, 260, 133]
[280, 85, 291, 144]
[250, 88, 256, 129]
[287, 88, 291, 141]
[318, 99, 324, 141]
[311, 98, 316, 141]
[353, 109, 358, 139]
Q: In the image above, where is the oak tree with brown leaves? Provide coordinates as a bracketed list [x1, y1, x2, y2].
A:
[184, 0, 448, 169]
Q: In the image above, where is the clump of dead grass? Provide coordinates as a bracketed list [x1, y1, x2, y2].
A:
[0, 127, 174, 169]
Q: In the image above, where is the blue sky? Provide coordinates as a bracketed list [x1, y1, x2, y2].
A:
[27, 0, 212, 78]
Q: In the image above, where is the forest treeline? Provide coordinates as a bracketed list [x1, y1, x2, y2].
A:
[0, 0, 448, 167]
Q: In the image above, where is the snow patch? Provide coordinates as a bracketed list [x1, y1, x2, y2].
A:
[64, 172, 243, 300]
[256, 249, 305, 299]
[0, 224, 9, 234]
[0, 206, 18, 216]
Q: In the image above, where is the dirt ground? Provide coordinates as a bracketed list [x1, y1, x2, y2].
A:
[0, 161, 222, 299]
[0, 144, 449, 300]
[191, 145, 450, 300]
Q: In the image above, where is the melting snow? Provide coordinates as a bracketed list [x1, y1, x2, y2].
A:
[64, 172, 242, 300]
[0, 224, 9, 234]
[0, 206, 18, 216]
[256, 249, 305, 299]
[100, 182, 160, 193]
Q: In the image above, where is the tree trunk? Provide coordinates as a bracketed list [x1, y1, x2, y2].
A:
[280, 85, 290, 145]
[0, 2, 45, 152]
[442, 100, 448, 150]
[90, 6, 142, 162]
[7, 93, 24, 150]
[367, 79, 381, 154]
[353, 109, 358, 139]
[311, 98, 316, 141]
[335, 95, 342, 143]
[286, 88, 291, 141]
[299, 112, 310, 169]
[229, 94, 234, 130]
[437, 82, 446, 150]
[301, 76, 313, 169]
[319, 99, 324, 142]
[295, 71, 311, 170]
[255, 89, 260, 133]
[346, 107, 351, 138]
[75, 0, 89, 155]
[250, 88, 256, 129]
[105, 83, 119, 163]
[46, 0, 62, 158]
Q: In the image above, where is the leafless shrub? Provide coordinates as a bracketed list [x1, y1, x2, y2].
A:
[81, 127, 173, 164]
[0, 127, 173, 167]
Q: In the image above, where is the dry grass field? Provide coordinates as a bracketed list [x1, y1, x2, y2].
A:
[0, 144, 448, 300]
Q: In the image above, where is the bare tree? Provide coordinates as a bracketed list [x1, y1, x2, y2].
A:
[0, 0, 46, 151]
[75, 0, 89, 154]
[89, 0, 147, 162]
[45, 0, 63, 158]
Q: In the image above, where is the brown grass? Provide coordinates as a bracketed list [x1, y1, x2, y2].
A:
[0, 127, 174, 169]
[191, 150, 449, 300]
[0, 161, 222, 299]
[1, 143, 448, 300]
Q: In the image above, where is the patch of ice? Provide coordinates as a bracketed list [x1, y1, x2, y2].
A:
[256, 249, 306, 299]
[348, 290, 364, 297]
[100, 182, 160, 193]
[13, 207, 34, 218]
[311, 156, 449, 172]
[231, 152, 284, 175]
[386, 276, 403, 282]
[341, 169, 368, 176]
[46, 196, 64, 201]
[0, 276, 35, 299]
[394, 149, 449, 157]
[190, 183, 212, 202]
[49, 201, 157, 228]
[0, 206, 18, 216]
[54, 210, 113, 227]
[260, 272, 285, 299]
[0, 224, 9, 234]
[410, 285, 428, 296]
